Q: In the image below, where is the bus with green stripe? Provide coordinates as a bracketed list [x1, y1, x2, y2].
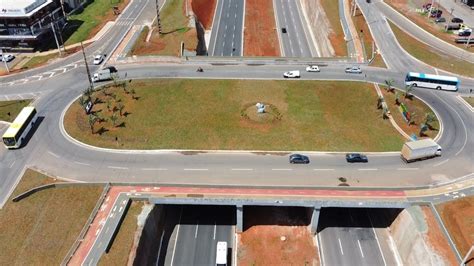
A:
[2, 106, 38, 149]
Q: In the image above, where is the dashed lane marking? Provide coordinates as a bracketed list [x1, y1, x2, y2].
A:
[184, 168, 208, 171]
[397, 168, 419, 170]
[433, 159, 449, 167]
[47, 151, 60, 158]
[271, 168, 293, 171]
[142, 168, 167, 171]
[231, 168, 253, 171]
[358, 168, 378, 171]
[313, 168, 334, 171]
[107, 166, 129, 170]
[74, 161, 90, 166]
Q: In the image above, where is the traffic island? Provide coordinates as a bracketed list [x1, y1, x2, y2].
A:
[64, 79, 411, 151]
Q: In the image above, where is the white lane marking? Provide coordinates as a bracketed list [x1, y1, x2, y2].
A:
[396, 168, 419, 170]
[358, 239, 365, 258]
[358, 168, 378, 171]
[142, 168, 167, 171]
[313, 168, 334, 171]
[74, 161, 90, 166]
[271, 168, 293, 171]
[213, 222, 217, 240]
[184, 168, 208, 171]
[433, 159, 449, 167]
[317, 232, 326, 266]
[195, 221, 199, 238]
[107, 166, 129, 170]
[367, 210, 387, 266]
[338, 238, 344, 255]
[231, 168, 253, 171]
[48, 151, 60, 158]
[170, 207, 183, 266]
[9, 161, 15, 168]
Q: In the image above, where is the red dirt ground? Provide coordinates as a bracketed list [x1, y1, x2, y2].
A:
[244, 0, 280, 56]
[421, 206, 459, 265]
[238, 207, 318, 266]
[437, 197, 474, 260]
[191, 0, 217, 29]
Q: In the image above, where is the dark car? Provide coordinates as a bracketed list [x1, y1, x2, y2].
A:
[289, 154, 310, 164]
[345, 153, 368, 163]
[459, 30, 471, 37]
[451, 18, 463, 23]
[435, 17, 446, 23]
[104, 66, 118, 73]
[281, 27, 287, 33]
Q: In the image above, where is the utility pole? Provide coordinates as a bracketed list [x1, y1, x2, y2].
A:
[466, 31, 472, 49]
[50, 21, 62, 56]
[155, 0, 162, 35]
[81, 42, 94, 91]
[0, 49, 10, 73]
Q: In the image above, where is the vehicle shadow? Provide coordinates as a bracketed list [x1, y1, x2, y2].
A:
[19, 116, 44, 148]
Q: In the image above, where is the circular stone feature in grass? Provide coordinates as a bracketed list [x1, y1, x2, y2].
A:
[241, 102, 282, 124]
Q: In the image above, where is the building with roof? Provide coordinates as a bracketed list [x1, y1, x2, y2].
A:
[0, 0, 67, 50]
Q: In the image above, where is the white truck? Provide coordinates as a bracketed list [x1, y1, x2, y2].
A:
[92, 69, 113, 82]
[215, 241, 227, 266]
[401, 138, 442, 163]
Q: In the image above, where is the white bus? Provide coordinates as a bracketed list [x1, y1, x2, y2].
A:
[405, 72, 459, 91]
[216, 241, 227, 266]
[2, 106, 38, 149]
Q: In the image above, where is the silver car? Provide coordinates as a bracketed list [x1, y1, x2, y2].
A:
[345, 66, 362, 74]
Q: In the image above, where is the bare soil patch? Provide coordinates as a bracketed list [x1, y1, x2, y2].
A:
[320, 0, 347, 56]
[420, 206, 459, 265]
[244, 0, 280, 56]
[437, 197, 474, 259]
[238, 207, 318, 266]
[191, 0, 216, 29]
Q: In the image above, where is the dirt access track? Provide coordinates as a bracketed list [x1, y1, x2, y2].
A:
[191, 0, 217, 29]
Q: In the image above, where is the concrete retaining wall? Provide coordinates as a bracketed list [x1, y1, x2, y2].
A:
[133, 205, 166, 265]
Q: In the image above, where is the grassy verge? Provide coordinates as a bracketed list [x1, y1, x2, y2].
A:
[21, 53, 61, 70]
[65, 0, 129, 45]
[389, 21, 474, 78]
[128, 26, 149, 56]
[65, 79, 405, 151]
[320, 0, 347, 56]
[0, 99, 32, 122]
[436, 197, 474, 258]
[352, 10, 386, 68]
[381, 86, 439, 139]
[462, 97, 474, 107]
[99, 201, 143, 265]
[0, 169, 103, 265]
[129, 0, 197, 56]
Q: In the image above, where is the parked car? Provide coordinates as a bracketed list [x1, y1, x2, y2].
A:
[435, 17, 446, 23]
[281, 27, 287, 33]
[459, 30, 472, 37]
[93, 54, 105, 65]
[283, 70, 300, 78]
[345, 66, 362, 74]
[289, 154, 310, 164]
[451, 18, 463, 23]
[345, 153, 368, 163]
[0, 54, 15, 62]
[429, 10, 442, 18]
[306, 65, 320, 72]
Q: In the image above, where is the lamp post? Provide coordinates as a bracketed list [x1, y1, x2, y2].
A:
[155, 0, 162, 35]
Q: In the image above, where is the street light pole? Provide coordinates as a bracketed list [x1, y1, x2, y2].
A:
[50, 21, 62, 56]
[155, 0, 162, 35]
[80, 42, 94, 91]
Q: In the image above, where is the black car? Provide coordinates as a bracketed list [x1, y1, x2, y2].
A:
[345, 153, 368, 163]
[451, 18, 463, 23]
[281, 27, 287, 33]
[435, 17, 446, 23]
[289, 154, 310, 164]
[459, 31, 471, 37]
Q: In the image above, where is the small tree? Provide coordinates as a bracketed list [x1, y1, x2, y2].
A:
[79, 95, 87, 108]
[382, 106, 390, 119]
[131, 88, 137, 100]
[385, 79, 395, 93]
[118, 103, 125, 116]
[419, 123, 428, 136]
[425, 112, 437, 129]
[377, 96, 384, 109]
[408, 112, 416, 126]
[110, 112, 118, 127]
[88, 114, 98, 134]
[404, 84, 415, 98]
[106, 99, 112, 111]
[395, 92, 401, 105]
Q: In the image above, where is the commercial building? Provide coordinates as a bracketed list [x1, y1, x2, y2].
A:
[0, 0, 66, 50]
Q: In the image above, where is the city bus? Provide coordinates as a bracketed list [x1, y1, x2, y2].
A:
[405, 72, 459, 91]
[2, 106, 38, 149]
[216, 241, 227, 266]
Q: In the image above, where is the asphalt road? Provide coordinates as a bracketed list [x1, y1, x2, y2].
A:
[208, 0, 244, 56]
[274, 0, 314, 57]
[318, 208, 399, 266]
[161, 205, 235, 266]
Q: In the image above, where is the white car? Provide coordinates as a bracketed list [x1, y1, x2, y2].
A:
[0, 54, 15, 62]
[345, 66, 362, 74]
[93, 54, 105, 65]
[283, 70, 300, 78]
[306, 65, 320, 72]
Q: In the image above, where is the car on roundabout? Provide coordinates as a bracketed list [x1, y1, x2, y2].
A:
[283, 70, 300, 78]
[289, 154, 310, 164]
[93, 54, 105, 65]
[345, 66, 362, 74]
[306, 65, 320, 72]
[345, 153, 368, 163]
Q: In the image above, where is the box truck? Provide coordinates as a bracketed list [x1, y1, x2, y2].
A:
[92, 69, 113, 82]
[401, 139, 442, 163]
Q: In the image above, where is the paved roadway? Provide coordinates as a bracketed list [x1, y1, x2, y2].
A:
[208, 0, 244, 56]
[161, 205, 235, 266]
[273, 0, 315, 57]
[318, 208, 399, 266]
